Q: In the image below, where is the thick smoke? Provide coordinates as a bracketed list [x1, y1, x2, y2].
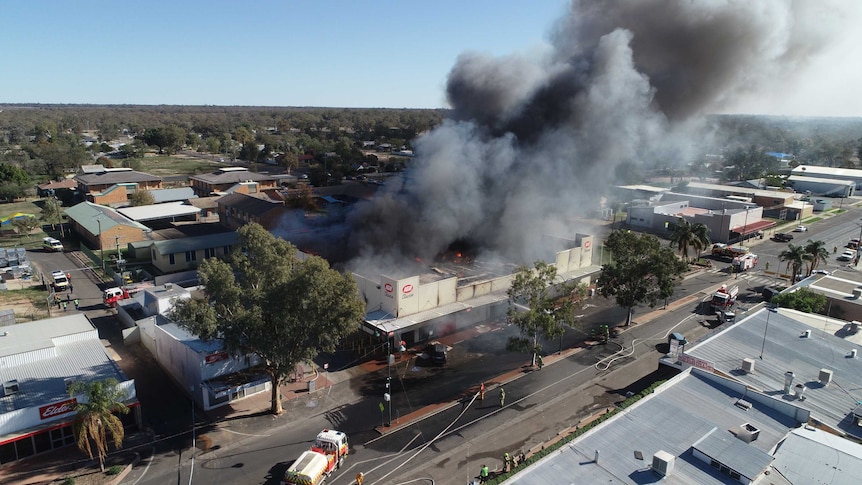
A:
[346, 0, 841, 277]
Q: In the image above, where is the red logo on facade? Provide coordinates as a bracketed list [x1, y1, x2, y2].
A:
[39, 398, 77, 420]
[402, 284, 414, 294]
[205, 351, 229, 364]
[384, 283, 394, 293]
[584, 240, 592, 249]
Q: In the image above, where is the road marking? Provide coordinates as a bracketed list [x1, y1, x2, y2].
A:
[218, 428, 271, 437]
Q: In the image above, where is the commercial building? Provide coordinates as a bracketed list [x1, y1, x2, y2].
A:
[791, 165, 862, 190]
[627, 199, 774, 244]
[64, 201, 152, 250]
[787, 174, 855, 197]
[117, 284, 267, 411]
[189, 167, 278, 197]
[0, 314, 140, 465]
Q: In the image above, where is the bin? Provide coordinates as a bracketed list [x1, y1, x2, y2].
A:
[307, 380, 316, 392]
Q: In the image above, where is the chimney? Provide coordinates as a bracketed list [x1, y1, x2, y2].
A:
[784, 371, 795, 394]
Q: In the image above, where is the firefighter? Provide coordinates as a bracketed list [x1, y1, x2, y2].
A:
[504, 452, 511, 472]
[74, 298, 79, 310]
[355, 472, 364, 485]
[480, 464, 489, 482]
[479, 382, 485, 401]
[500, 387, 506, 407]
[536, 354, 544, 370]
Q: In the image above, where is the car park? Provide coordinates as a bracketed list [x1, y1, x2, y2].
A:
[793, 225, 808, 232]
[773, 233, 793, 242]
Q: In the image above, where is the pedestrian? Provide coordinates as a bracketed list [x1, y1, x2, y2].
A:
[519, 452, 526, 466]
[74, 299, 79, 310]
[536, 354, 544, 370]
[480, 464, 489, 482]
[500, 387, 506, 408]
[62, 301, 67, 312]
[504, 452, 511, 472]
[834, 246, 838, 254]
[479, 382, 485, 401]
[55, 294, 61, 309]
[355, 472, 364, 485]
[69, 284, 73, 293]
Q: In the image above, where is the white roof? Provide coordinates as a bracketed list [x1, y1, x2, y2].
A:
[117, 201, 201, 221]
[793, 165, 862, 178]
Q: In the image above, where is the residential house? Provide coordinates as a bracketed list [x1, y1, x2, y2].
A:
[217, 193, 286, 230]
[188, 167, 278, 197]
[149, 231, 238, 273]
[74, 166, 163, 206]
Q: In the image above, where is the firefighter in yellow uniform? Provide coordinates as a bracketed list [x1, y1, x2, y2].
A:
[356, 472, 364, 485]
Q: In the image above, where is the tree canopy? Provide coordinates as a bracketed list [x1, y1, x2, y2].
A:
[597, 230, 688, 326]
[506, 261, 588, 365]
[669, 218, 711, 262]
[69, 378, 130, 472]
[169, 223, 365, 414]
[771, 288, 827, 314]
[127, 190, 155, 206]
[779, 243, 812, 283]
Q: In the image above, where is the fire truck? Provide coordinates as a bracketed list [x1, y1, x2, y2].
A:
[103, 287, 131, 308]
[282, 429, 349, 485]
[711, 284, 739, 311]
[711, 243, 749, 259]
[732, 253, 758, 272]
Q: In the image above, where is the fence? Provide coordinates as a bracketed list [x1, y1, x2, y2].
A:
[78, 243, 116, 279]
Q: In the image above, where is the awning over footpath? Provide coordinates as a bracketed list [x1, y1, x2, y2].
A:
[731, 220, 776, 236]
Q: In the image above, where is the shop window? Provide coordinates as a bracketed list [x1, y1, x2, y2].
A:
[15, 438, 34, 459]
[0, 442, 18, 464]
[33, 432, 52, 454]
[185, 251, 197, 263]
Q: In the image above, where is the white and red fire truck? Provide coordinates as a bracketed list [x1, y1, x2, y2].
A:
[711, 284, 739, 311]
[282, 429, 349, 485]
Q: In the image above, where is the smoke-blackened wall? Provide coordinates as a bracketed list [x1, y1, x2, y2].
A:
[347, 0, 842, 276]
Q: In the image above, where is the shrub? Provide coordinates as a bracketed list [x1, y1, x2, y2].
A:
[62, 478, 75, 485]
[106, 465, 124, 476]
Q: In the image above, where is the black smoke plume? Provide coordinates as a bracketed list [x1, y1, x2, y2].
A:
[346, 0, 842, 277]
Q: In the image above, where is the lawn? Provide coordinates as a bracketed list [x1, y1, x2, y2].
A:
[0, 199, 49, 250]
[131, 154, 224, 176]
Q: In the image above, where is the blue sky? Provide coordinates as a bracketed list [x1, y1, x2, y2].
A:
[2, 1, 861, 116]
[0, 1, 568, 108]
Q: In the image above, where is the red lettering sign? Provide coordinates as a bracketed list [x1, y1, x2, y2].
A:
[205, 351, 229, 364]
[402, 284, 414, 294]
[384, 283, 394, 293]
[39, 398, 77, 420]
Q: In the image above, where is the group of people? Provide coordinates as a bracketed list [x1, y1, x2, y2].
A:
[53, 292, 79, 311]
[478, 452, 527, 482]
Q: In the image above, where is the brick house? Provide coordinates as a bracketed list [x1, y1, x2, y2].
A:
[188, 167, 278, 197]
[217, 193, 286, 230]
[64, 202, 151, 250]
[74, 166, 163, 206]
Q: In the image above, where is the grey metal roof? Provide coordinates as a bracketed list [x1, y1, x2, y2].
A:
[684, 308, 862, 438]
[772, 426, 862, 485]
[0, 315, 128, 414]
[788, 174, 856, 186]
[509, 370, 803, 485]
[117, 202, 201, 222]
[74, 169, 161, 186]
[217, 192, 284, 215]
[692, 427, 773, 479]
[158, 322, 222, 354]
[63, 201, 151, 235]
[190, 168, 276, 185]
[149, 187, 198, 203]
[152, 231, 238, 255]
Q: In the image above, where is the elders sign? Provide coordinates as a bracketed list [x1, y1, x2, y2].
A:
[39, 398, 78, 420]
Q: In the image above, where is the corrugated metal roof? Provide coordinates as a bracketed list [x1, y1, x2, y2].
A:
[685, 308, 862, 438]
[190, 168, 276, 184]
[150, 187, 198, 203]
[75, 169, 161, 186]
[788, 175, 856, 186]
[509, 370, 802, 484]
[118, 202, 201, 221]
[152, 231, 238, 255]
[158, 322, 222, 354]
[63, 201, 151, 235]
[217, 193, 284, 215]
[772, 426, 862, 484]
[792, 165, 862, 178]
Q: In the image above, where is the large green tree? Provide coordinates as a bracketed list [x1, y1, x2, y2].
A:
[69, 378, 130, 472]
[771, 288, 827, 314]
[779, 243, 812, 283]
[506, 261, 588, 366]
[169, 223, 365, 415]
[127, 190, 155, 207]
[598, 230, 688, 326]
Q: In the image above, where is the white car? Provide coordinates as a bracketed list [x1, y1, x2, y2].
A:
[793, 225, 808, 232]
[838, 250, 856, 261]
[812, 269, 831, 275]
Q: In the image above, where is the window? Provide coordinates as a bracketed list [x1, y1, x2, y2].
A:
[204, 248, 216, 258]
[223, 246, 230, 255]
[185, 251, 197, 263]
[169, 254, 175, 265]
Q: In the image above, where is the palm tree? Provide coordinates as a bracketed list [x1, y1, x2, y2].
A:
[69, 378, 130, 472]
[803, 239, 829, 276]
[690, 223, 712, 261]
[669, 218, 695, 262]
[779, 244, 812, 284]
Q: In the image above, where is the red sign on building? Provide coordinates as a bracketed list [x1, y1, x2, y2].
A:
[39, 398, 77, 420]
[402, 284, 414, 294]
[205, 351, 230, 364]
[384, 283, 394, 293]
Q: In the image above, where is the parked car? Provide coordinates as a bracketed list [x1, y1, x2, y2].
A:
[773, 233, 793, 242]
[838, 250, 856, 261]
[812, 269, 831, 275]
[428, 342, 447, 364]
[793, 225, 808, 232]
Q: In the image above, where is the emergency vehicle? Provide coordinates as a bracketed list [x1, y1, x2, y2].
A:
[51, 271, 69, 291]
[711, 243, 749, 259]
[732, 253, 758, 272]
[282, 429, 348, 485]
[103, 287, 131, 308]
[711, 284, 739, 311]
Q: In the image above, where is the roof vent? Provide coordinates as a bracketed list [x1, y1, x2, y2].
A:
[741, 358, 755, 373]
[651, 450, 675, 477]
[819, 369, 833, 386]
[734, 399, 752, 411]
[734, 423, 760, 443]
[3, 380, 20, 397]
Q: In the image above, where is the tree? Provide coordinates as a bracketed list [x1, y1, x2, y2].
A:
[778, 243, 812, 283]
[141, 126, 186, 154]
[690, 223, 712, 260]
[669, 218, 694, 262]
[771, 288, 827, 314]
[169, 223, 365, 415]
[803, 239, 829, 276]
[69, 378, 130, 472]
[127, 190, 155, 207]
[506, 261, 588, 366]
[41, 197, 62, 230]
[598, 230, 688, 326]
[11, 215, 39, 239]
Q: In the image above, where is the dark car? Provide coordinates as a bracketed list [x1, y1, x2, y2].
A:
[430, 343, 447, 364]
[773, 233, 793, 242]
